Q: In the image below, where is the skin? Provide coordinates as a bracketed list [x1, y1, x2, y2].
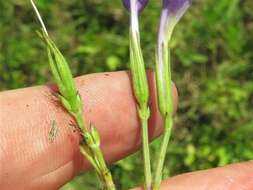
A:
[0, 71, 252, 190]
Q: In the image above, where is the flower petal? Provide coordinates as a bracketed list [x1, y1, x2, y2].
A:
[122, 0, 149, 13]
[163, 0, 191, 23]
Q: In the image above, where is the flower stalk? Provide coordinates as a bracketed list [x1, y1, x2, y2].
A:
[153, 1, 191, 189]
[123, 0, 152, 189]
[30, 1, 115, 189]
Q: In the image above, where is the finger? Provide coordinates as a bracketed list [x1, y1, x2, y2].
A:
[131, 161, 253, 190]
[0, 71, 178, 190]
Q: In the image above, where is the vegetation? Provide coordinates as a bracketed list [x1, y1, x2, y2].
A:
[1, 0, 253, 189]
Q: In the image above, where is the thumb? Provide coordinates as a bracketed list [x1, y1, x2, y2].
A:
[131, 161, 253, 190]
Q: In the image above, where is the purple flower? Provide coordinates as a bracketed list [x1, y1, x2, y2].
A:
[163, 0, 191, 13]
[156, 0, 191, 116]
[153, 1, 191, 189]
[122, 0, 149, 13]
[161, 0, 191, 32]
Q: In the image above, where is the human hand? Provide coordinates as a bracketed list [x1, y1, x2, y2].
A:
[0, 71, 251, 190]
[132, 161, 253, 190]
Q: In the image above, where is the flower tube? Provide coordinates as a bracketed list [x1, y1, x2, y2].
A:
[122, 1, 152, 189]
[154, 0, 191, 189]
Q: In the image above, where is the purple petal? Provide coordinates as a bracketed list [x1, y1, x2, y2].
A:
[158, 0, 191, 39]
[163, 0, 191, 17]
[122, 0, 149, 13]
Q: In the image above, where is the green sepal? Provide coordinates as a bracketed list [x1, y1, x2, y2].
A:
[155, 44, 173, 117]
[38, 31, 77, 99]
[129, 31, 149, 107]
[84, 132, 94, 147]
[90, 125, 101, 146]
[139, 106, 150, 121]
[58, 95, 72, 113]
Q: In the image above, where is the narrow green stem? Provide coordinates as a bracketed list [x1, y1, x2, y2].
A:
[79, 145, 96, 168]
[93, 147, 116, 190]
[140, 108, 152, 190]
[75, 111, 116, 190]
[153, 116, 173, 190]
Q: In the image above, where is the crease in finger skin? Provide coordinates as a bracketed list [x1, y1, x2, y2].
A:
[29, 160, 80, 190]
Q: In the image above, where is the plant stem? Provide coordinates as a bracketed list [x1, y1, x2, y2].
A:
[153, 16, 174, 188]
[94, 148, 116, 190]
[75, 112, 116, 190]
[128, 1, 152, 189]
[31, 1, 116, 189]
[140, 107, 152, 190]
[153, 116, 173, 190]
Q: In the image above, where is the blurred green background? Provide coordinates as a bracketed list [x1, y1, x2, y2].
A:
[1, 0, 253, 189]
